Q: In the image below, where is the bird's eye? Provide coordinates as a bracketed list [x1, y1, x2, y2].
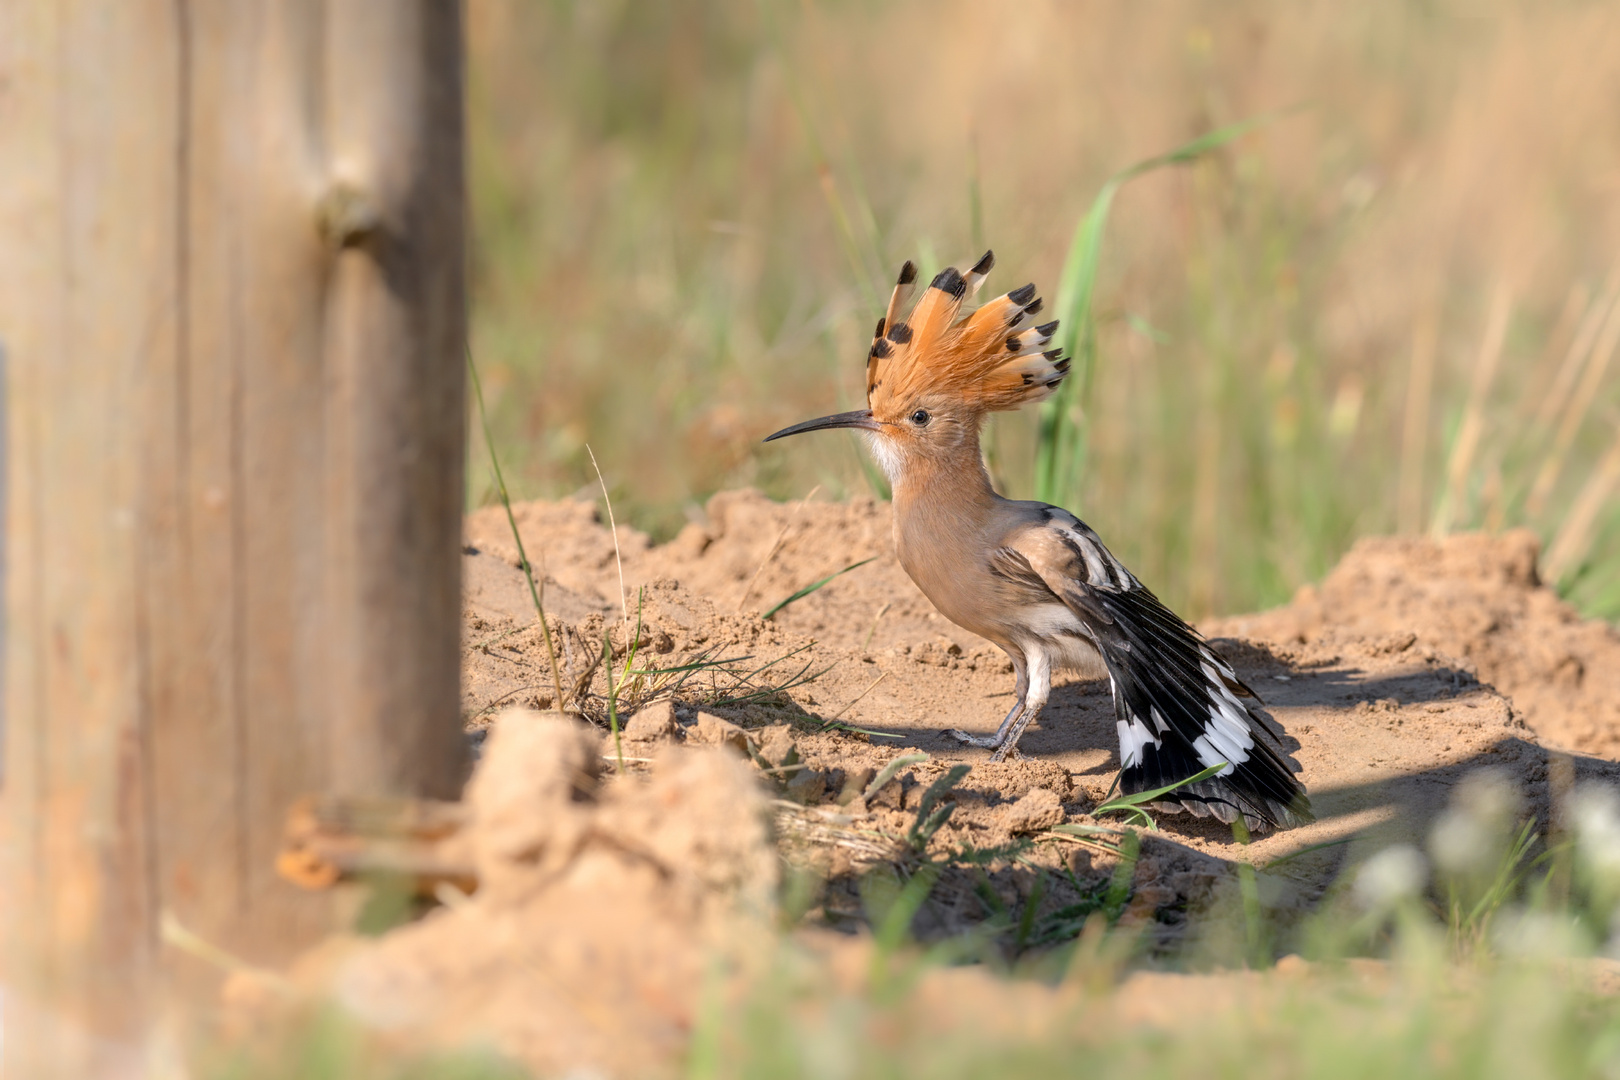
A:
[910, 409, 930, 426]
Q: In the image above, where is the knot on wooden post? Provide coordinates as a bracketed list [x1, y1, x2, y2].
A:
[316, 181, 382, 250]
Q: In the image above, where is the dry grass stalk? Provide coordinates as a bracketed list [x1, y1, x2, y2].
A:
[1189, 347, 1221, 615]
[1542, 419, 1620, 583]
[473, 4, 1620, 622]
[831, 671, 888, 721]
[772, 803, 905, 872]
[1482, 463, 1506, 533]
[1533, 277, 1616, 430]
[1433, 281, 1513, 537]
[1398, 311, 1440, 535]
[1473, 280, 1597, 530]
[161, 911, 295, 992]
[861, 600, 893, 654]
[1528, 291, 1620, 518]
[470, 353, 568, 711]
[1528, 283, 1591, 395]
[586, 443, 629, 622]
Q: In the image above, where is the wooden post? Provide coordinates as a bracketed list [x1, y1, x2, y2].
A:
[0, 1, 467, 1071]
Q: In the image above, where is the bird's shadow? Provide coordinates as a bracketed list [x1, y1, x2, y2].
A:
[940, 635, 1570, 849]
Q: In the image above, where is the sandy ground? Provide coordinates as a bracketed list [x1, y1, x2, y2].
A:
[462, 491, 1620, 868]
[249, 491, 1620, 1076]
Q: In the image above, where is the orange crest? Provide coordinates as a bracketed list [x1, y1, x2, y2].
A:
[864, 251, 1069, 417]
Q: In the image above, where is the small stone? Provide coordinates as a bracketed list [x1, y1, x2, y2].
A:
[1001, 787, 1066, 834]
[838, 766, 876, 806]
[690, 711, 751, 755]
[867, 774, 908, 811]
[670, 521, 712, 559]
[756, 724, 799, 768]
[1274, 954, 1310, 977]
[784, 768, 827, 805]
[622, 700, 680, 742]
[822, 767, 846, 798]
[1118, 881, 1176, 927]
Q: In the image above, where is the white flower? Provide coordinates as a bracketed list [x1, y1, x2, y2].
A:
[1455, 768, 1521, 825]
[1570, 784, 1620, 884]
[1355, 844, 1428, 910]
[1430, 769, 1521, 879]
[1492, 908, 1587, 958]
[1430, 809, 1494, 878]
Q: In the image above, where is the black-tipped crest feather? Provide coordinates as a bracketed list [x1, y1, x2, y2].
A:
[930, 266, 967, 299]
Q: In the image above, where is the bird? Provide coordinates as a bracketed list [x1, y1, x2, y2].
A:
[764, 251, 1312, 832]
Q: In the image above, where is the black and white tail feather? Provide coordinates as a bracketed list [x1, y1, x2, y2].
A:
[1071, 583, 1314, 832]
[1031, 510, 1313, 833]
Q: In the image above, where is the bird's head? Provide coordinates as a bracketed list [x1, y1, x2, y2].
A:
[763, 251, 1069, 480]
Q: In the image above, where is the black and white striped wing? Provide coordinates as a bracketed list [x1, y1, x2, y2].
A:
[1008, 508, 1313, 831]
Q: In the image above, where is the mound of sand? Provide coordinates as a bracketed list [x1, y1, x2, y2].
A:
[278, 711, 777, 1077]
[465, 491, 1620, 798]
[464, 494, 1620, 760]
[1208, 530, 1620, 759]
[464, 489, 958, 655]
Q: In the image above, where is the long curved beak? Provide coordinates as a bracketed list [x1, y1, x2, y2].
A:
[762, 409, 881, 442]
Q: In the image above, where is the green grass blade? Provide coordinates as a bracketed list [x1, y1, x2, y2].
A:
[1104, 828, 1141, 919]
[1461, 818, 1540, 933]
[1261, 835, 1359, 871]
[739, 641, 817, 679]
[873, 863, 942, 957]
[468, 347, 567, 711]
[603, 630, 625, 776]
[908, 764, 971, 849]
[762, 557, 876, 619]
[1230, 817, 1267, 966]
[710, 660, 836, 706]
[819, 722, 905, 739]
[1050, 823, 1130, 837]
[1092, 761, 1229, 830]
[627, 654, 756, 677]
[1014, 870, 1049, 952]
[864, 752, 930, 800]
[619, 586, 645, 683]
[1034, 114, 1278, 505]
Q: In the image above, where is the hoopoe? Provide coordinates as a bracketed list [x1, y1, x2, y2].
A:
[765, 252, 1312, 832]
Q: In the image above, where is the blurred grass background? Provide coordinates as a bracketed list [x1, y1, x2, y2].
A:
[465, 0, 1620, 621]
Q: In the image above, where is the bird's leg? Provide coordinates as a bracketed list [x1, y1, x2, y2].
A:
[947, 696, 1025, 750]
[946, 650, 1032, 751]
[989, 652, 1050, 763]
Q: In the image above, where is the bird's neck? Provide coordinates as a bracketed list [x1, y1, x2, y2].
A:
[890, 428, 1001, 533]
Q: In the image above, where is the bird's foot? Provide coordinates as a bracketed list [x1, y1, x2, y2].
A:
[944, 730, 1024, 759]
[943, 728, 1002, 750]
